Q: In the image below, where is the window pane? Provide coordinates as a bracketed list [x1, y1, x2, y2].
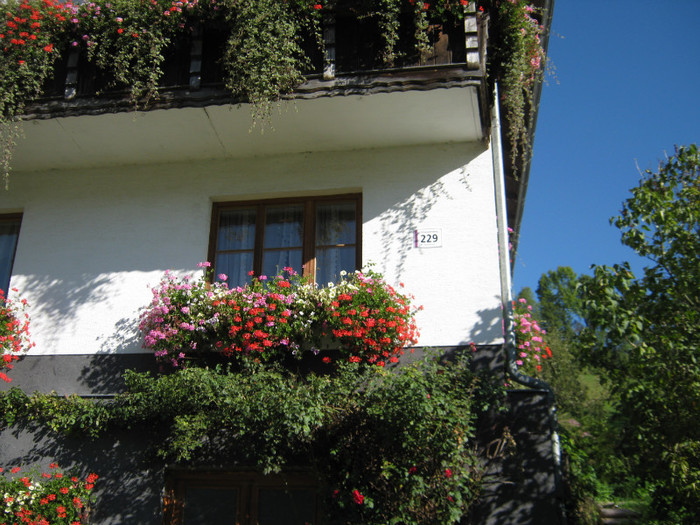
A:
[316, 202, 356, 246]
[316, 246, 356, 285]
[264, 205, 303, 249]
[258, 488, 316, 525]
[216, 252, 254, 289]
[183, 487, 238, 524]
[0, 219, 20, 293]
[218, 208, 256, 251]
[262, 249, 302, 278]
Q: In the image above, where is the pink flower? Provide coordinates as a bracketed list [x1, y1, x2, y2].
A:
[218, 274, 228, 281]
[197, 261, 211, 268]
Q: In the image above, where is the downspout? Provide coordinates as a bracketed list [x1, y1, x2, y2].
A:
[490, 82, 565, 522]
[490, 82, 549, 390]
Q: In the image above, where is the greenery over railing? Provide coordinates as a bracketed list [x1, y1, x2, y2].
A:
[0, 352, 504, 524]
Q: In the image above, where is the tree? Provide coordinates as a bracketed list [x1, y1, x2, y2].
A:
[580, 145, 700, 522]
[536, 266, 586, 341]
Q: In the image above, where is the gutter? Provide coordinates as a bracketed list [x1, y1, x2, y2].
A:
[509, 0, 556, 264]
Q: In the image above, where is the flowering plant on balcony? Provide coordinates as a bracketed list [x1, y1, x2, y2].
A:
[0, 0, 72, 186]
[0, 288, 34, 383]
[0, 463, 97, 525]
[72, 0, 200, 106]
[513, 296, 551, 376]
[139, 265, 420, 368]
[1, 0, 546, 182]
[489, 0, 546, 173]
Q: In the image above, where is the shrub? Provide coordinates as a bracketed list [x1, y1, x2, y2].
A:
[0, 288, 34, 383]
[0, 463, 97, 525]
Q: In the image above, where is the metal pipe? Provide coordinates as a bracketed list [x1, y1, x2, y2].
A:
[490, 81, 565, 523]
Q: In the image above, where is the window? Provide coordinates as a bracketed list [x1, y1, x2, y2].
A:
[209, 195, 360, 288]
[164, 471, 319, 525]
[0, 214, 21, 293]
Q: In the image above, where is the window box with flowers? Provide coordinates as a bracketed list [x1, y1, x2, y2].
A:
[138, 264, 420, 369]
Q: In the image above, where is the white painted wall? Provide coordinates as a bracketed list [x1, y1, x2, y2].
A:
[0, 141, 504, 355]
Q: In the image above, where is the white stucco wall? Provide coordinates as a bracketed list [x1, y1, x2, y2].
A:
[0, 141, 504, 355]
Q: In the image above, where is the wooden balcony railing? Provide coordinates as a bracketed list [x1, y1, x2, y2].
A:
[35, 8, 483, 106]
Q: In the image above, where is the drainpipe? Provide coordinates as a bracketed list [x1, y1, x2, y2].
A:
[490, 82, 565, 523]
[490, 82, 549, 390]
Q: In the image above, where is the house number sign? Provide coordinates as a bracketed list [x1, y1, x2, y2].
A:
[414, 229, 442, 248]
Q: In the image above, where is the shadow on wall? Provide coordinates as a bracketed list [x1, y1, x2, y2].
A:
[18, 273, 113, 346]
[468, 390, 563, 525]
[467, 303, 503, 345]
[378, 176, 452, 279]
[98, 315, 143, 354]
[15, 271, 151, 356]
[359, 143, 483, 280]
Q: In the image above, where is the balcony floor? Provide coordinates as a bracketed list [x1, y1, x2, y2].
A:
[12, 76, 484, 172]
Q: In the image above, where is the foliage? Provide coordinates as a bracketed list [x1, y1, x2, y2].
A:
[0, 289, 34, 383]
[74, 0, 199, 106]
[489, 0, 546, 174]
[559, 431, 604, 525]
[1, 0, 546, 182]
[0, 0, 71, 186]
[0, 463, 97, 525]
[536, 266, 586, 341]
[0, 352, 502, 524]
[580, 145, 700, 522]
[139, 265, 419, 369]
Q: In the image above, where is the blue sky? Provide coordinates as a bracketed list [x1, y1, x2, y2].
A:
[512, 0, 700, 295]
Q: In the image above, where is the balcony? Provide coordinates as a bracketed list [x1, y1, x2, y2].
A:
[11, 4, 487, 173]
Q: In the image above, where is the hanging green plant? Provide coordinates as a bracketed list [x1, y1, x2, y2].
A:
[0, 0, 71, 187]
[219, 0, 321, 126]
[72, 0, 200, 106]
[488, 0, 546, 175]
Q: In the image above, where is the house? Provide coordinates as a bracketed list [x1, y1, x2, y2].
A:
[0, 1, 558, 523]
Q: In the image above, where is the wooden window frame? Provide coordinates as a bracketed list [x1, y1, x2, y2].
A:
[163, 470, 320, 525]
[208, 194, 361, 283]
[0, 213, 22, 293]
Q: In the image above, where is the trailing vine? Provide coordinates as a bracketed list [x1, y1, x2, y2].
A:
[488, 0, 546, 175]
[221, 0, 318, 126]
